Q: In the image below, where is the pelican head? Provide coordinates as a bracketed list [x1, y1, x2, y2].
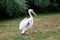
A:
[28, 9, 37, 16]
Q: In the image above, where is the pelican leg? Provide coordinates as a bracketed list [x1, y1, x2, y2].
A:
[21, 27, 26, 34]
[21, 27, 29, 35]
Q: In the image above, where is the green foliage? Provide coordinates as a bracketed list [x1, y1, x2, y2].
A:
[0, 0, 28, 18]
[26, 0, 50, 12]
[15, 0, 28, 15]
[0, 0, 60, 18]
[34, 0, 50, 8]
[26, 0, 60, 12]
[49, 0, 60, 11]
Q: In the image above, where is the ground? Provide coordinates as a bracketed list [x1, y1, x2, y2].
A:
[0, 12, 60, 40]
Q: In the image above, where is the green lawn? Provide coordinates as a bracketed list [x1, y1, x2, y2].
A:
[0, 13, 60, 40]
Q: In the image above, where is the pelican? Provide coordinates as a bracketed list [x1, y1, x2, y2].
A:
[19, 9, 37, 35]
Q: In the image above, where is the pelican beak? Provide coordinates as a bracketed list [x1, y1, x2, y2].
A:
[32, 11, 37, 16]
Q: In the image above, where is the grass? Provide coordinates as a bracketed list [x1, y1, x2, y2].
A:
[0, 12, 60, 40]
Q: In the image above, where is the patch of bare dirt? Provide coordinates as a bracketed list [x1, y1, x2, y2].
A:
[47, 36, 58, 40]
[0, 31, 20, 38]
[34, 16, 60, 29]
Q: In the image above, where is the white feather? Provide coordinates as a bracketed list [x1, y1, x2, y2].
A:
[19, 17, 27, 30]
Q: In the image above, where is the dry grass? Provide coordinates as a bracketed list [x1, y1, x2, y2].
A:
[0, 13, 60, 40]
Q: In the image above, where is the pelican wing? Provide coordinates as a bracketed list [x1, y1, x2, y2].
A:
[19, 17, 28, 30]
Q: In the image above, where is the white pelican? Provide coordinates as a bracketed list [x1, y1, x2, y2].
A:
[19, 9, 37, 35]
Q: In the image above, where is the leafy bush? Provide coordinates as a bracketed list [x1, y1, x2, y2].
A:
[26, 0, 60, 12]
[0, 0, 28, 18]
[0, 0, 60, 19]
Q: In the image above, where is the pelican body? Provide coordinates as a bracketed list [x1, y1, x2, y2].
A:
[19, 9, 36, 34]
